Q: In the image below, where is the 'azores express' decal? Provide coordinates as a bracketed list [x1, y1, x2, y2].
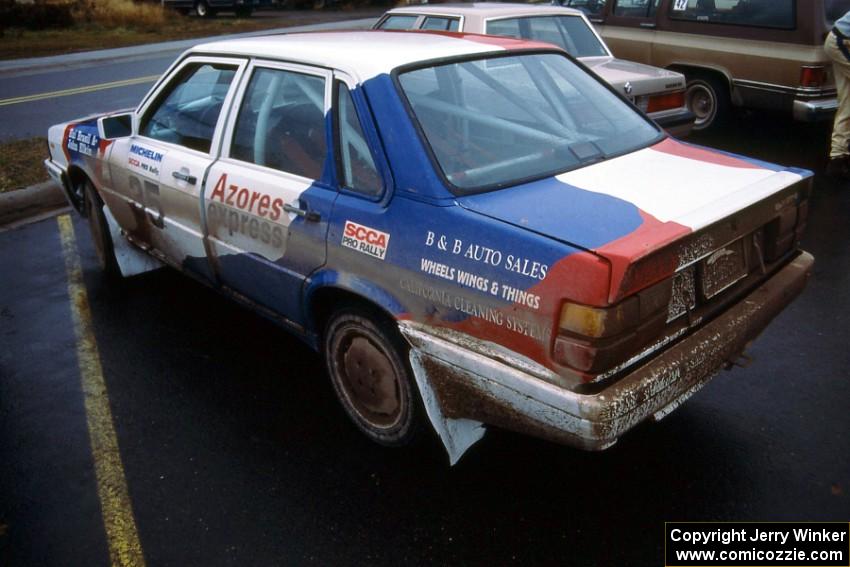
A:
[206, 173, 285, 248]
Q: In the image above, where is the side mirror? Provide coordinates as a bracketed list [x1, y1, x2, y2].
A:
[98, 112, 134, 140]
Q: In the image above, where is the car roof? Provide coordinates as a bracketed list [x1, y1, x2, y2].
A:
[385, 2, 585, 18]
[189, 30, 552, 81]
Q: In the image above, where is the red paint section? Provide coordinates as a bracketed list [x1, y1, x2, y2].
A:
[652, 138, 762, 170]
[61, 122, 76, 163]
[453, 33, 555, 51]
[596, 209, 691, 303]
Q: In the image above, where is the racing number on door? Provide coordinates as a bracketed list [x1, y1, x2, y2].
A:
[128, 174, 165, 228]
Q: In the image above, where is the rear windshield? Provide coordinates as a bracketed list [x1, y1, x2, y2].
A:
[827, 0, 850, 23]
[397, 53, 661, 194]
[485, 15, 609, 58]
[668, 0, 795, 29]
[376, 14, 419, 30]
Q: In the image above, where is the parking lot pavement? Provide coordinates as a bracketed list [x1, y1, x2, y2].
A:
[1, 117, 848, 566]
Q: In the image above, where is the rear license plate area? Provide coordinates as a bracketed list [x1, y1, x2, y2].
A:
[700, 237, 748, 299]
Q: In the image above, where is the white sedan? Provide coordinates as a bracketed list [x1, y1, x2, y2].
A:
[375, 2, 695, 136]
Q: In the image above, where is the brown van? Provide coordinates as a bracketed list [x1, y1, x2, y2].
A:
[559, 0, 850, 130]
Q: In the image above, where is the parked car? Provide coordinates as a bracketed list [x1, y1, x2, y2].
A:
[375, 3, 695, 137]
[161, 0, 258, 18]
[557, 0, 850, 130]
[44, 31, 813, 463]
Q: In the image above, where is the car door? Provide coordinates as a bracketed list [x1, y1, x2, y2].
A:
[202, 60, 337, 325]
[107, 56, 247, 282]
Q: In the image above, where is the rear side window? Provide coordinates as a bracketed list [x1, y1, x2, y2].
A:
[612, 0, 660, 18]
[421, 16, 460, 31]
[668, 0, 795, 29]
[485, 16, 609, 57]
[140, 63, 236, 153]
[560, 0, 604, 18]
[335, 83, 382, 196]
[377, 15, 419, 30]
[230, 67, 327, 180]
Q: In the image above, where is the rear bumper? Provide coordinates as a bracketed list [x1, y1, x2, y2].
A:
[403, 251, 814, 451]
[651, 107, 695, 138]
[793, 98, 838, 122]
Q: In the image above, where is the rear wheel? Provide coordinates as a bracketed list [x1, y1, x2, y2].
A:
[324, 308, 424, 446]
[83, 180, 119, 277]
[684, 74, 730, 131]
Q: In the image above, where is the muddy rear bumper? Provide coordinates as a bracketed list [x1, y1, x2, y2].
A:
[402, 251, 814, 452]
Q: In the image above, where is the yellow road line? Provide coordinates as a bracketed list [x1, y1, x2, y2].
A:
[0, 75, 159, 107]
[58, 214, 146, 567]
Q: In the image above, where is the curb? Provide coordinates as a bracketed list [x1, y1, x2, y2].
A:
[0, 181, 68, 229]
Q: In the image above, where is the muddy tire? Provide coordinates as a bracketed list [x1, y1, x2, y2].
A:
[684, 73, 730, 131]
[83, 180, 119, 277]
[324, 308, 423, 446]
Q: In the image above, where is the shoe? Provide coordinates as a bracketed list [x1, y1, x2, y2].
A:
[826, 155, 850, 178]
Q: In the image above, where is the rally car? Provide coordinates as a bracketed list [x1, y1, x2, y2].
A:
[44, 31, 813, 463]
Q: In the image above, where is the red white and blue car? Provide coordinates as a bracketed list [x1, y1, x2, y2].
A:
[44, 31, 814, 463]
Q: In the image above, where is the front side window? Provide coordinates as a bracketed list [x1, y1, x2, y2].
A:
[485, 16, 609, 58]
[421, 16, 460, 31]
[612, 0, 660, 18]
[230, 67, 327, 180]
[140, 62, 236, 153]
[668, 0, 795, 29]
[377, 14, 419, 30]
[336, 83, 382, 196]
[398, 53, 660, 193]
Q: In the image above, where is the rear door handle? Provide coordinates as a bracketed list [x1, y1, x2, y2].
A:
[172, 171, 197, 185]
[283, 203, 320, 222]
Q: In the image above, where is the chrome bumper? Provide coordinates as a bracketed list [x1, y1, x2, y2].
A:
[793, 98, 838, 122]
[403, 252, 814, 454]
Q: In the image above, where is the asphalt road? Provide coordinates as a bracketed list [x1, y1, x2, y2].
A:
[0, 112, 848, 565]
[0, 12, 378, 143]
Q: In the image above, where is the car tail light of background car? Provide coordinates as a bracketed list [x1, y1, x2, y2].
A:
[799, 65, 828, 88]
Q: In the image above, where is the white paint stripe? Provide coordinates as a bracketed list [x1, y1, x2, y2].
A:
[557, 148, 803, 230]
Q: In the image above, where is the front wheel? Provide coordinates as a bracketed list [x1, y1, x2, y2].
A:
[324, 308, 424, 446]
[684, 74, 730, 131]
[83, 180, 119, 277]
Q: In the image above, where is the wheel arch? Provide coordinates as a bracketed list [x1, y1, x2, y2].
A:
[304, 274, 407, 343]
[66, 165, 94, 216]
[666, 63, 734, 91]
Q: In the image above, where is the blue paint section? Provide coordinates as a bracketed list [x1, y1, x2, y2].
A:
[362, 74, 454, 202]
[457, 175, 644, 251]
[65, 119, 101, 166]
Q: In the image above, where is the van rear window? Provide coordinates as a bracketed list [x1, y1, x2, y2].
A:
[668, 0, 795, 30]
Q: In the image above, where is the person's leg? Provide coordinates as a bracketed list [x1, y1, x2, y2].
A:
[825, 32, 850, 175]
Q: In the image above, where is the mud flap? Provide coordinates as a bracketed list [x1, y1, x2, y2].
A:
[408, 350, 486, 465]
[103, 206, 163, 277]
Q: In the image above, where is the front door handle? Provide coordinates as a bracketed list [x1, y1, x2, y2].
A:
[283, 202, 320, 222]
[172, 171, 197, 185]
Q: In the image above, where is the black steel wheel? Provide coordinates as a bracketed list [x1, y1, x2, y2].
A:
[83, 180, 119, 276]
[324, 308, 423, 446]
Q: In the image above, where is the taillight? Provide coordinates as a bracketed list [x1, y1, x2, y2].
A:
[800, 66, 827, 88]
[646, 90, 685, 113]
[553, 279, 672, 377]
